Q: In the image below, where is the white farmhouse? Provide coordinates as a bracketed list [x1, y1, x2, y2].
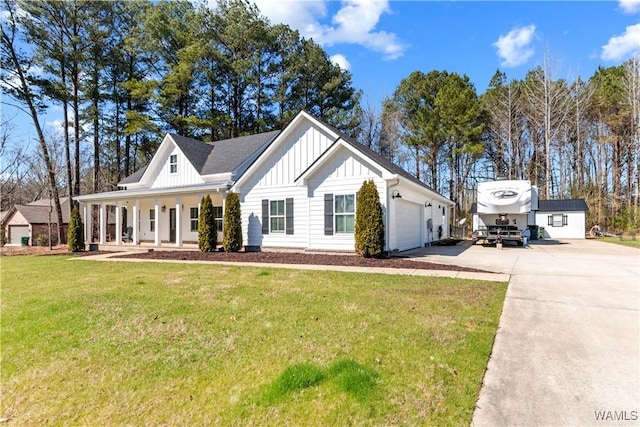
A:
[76, 111, 453, 252]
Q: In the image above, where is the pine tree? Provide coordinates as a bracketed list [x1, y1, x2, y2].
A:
[223, 192, 243, 252]
[67, 207, 84, 252]
[198, 194, 216, 252]
[355, 180, 385, 258]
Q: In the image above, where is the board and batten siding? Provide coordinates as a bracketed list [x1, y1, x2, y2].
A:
[150, 147, 204, 189]
[256, 122, 335, 188]
[307, 147, 387, 251]
[242, 186, 309, 248]
[239, 122, 336, 249]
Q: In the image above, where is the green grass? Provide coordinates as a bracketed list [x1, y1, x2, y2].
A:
[1, 255, 506, 425]
[597, 236, 640, 249]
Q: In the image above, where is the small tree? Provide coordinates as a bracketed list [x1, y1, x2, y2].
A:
[355, 180, 385, 258]
[198, 195, 216, 252]
[67, 207, 84, 252]
[223, 192, 243, 252]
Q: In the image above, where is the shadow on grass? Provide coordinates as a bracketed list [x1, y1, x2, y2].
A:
[256, 359, 379, 406]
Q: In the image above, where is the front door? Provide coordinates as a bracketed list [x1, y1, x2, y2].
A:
[169, 208, 176, 243]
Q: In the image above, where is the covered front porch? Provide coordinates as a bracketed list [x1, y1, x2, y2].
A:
[76, 184, 228, 248]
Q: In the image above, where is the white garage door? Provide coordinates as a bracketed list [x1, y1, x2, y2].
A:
[396, 200, 422, 251]
[9, 225, 29, 245]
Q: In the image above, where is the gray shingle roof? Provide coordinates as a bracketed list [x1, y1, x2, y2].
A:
[200, 131, 280, 176]
[12, 198, 72, 224]
[170, 134, 215, 174]
[319, 118, 445, 198]
[119, 131, 280, 186]
[119, 165, 148, 185]
[538, 199, 588, 212]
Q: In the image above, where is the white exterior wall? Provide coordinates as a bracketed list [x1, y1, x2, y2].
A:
[307, 149, 387, 251]
[239, 122, 336, 249]
[387, 183, 450, 250]
[242, 186, 310, 248]
[151, 147, 204, 189]
[536, 211, 586, 239]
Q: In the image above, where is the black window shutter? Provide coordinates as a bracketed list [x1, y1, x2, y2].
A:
[262, 199, 269, 234]
[324, 194, 334, 235]
[286, 198, 294, 235]
[548, 215, 553, 226]
[563, 215, 568, 226]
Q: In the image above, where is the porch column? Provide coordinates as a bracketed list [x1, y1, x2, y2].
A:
[99, 203, 106, 244]
[175, 197, 182, 247]
[132, 199, 139, 245]
[115, 201, 122, 245]
[154, 199, 160, 246]
[83, 203, 91, 245]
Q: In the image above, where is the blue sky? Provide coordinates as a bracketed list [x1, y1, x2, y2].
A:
[4, 1, 639, 145]
[252, 0, 640, 104]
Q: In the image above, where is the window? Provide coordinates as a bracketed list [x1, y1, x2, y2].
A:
[213, 206, 223, 232]
[149, 209, 155, 232]
[270, 200, 285, 233]
[190, 207, 198, 232]
[548, 214, 568, 227]
[169, 154, 177, 173]
[335, 194, 355, 233]
[262, 199, 293, 235]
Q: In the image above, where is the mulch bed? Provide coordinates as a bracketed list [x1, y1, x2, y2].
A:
[115, 250, 491, 273]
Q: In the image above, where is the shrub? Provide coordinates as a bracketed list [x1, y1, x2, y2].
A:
[355, 179, 385, 258]
[0, 227, 5, 247]
[198, 195, 216, 252]
[67, 207, 84, 252]
[223, 192, 243, 252]
[37, 233, 49, 247]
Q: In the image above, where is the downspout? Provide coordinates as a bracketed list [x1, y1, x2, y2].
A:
[387, 176, 400, 252]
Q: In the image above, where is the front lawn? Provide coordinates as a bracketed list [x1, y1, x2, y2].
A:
[1, 256, 506, 425]
[596, 236, 640, 249]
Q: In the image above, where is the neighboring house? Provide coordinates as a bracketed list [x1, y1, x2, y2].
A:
[75, 111, 454, 252]
[2, 198, 73, 245]
[536, 199, 588, 239]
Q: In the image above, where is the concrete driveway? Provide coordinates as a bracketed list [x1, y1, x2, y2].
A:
[406, 239, 640, 426]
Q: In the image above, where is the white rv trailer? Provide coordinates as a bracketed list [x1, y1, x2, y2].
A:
[472, 179, 538, 246]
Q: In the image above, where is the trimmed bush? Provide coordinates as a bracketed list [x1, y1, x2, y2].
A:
[355, 179, 385, 258]
[198, 195, 216, 252]
[37, 233, 49, 247]
[223, 192, 243, 252]
[67, 207, 84, 252]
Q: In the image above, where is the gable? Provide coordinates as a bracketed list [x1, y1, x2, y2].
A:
[233, 113, 338, 191]
[150, 144, 204, 189]
[124, 135, 205, 189]
[304, 144, 385, 190]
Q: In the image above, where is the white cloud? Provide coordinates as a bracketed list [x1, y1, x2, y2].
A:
[251, 0, 406, 60]
[601, 23, 640, 61]
[619, 0, 640, 13]
[493, 25, 536, 67]
[330, 54, 351, 70]
[251, 0, 327, 34]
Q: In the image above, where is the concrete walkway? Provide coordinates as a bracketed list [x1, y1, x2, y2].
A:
[409, 240, 639, 426]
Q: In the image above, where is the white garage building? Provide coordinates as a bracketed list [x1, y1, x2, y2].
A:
[536, 199, 589, 239]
